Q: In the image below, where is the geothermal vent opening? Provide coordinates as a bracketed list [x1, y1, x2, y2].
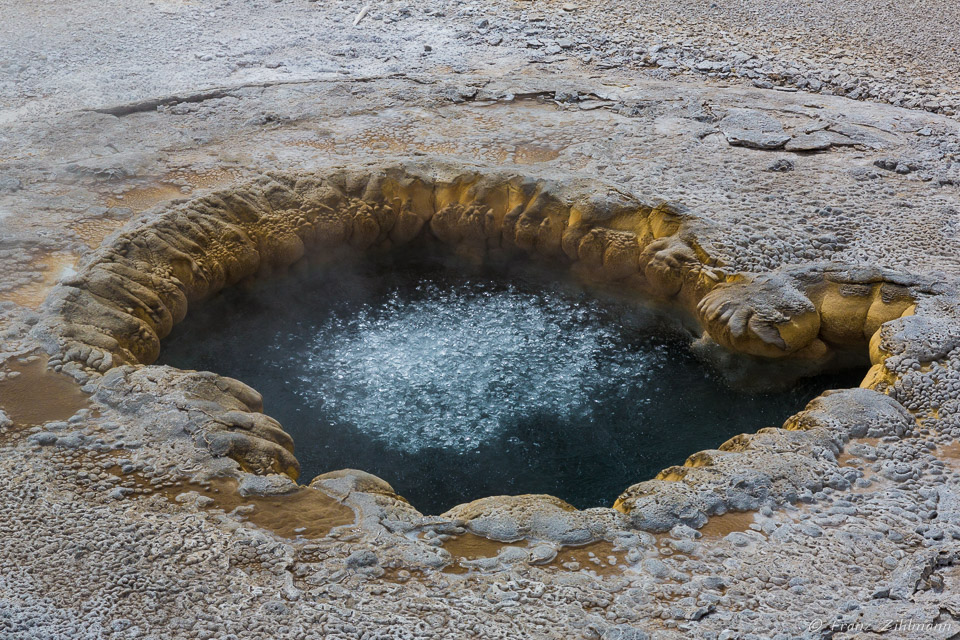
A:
[40, 164, 907, 515]
[157, 249, 863, 514]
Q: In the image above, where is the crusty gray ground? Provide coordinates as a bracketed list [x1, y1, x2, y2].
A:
[1, 0, 960, 638]
[2, 0, 958, 122]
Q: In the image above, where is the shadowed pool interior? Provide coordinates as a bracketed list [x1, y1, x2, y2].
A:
[158, 254, 863, 514]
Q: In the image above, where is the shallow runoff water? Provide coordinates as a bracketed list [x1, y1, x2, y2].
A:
[159, 254, 861, 514]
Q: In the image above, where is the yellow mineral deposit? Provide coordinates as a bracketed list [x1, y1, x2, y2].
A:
[512, 142, 562, 164]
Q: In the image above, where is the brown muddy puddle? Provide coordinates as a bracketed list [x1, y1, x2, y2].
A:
[440, 533, 527, 574]
[0, 356, 91, 431]
[379, 566, 427, 583]
[697, 511, 757, 538]
[438, 533, 628, 576]
[441, 532, 526, 561]
[162, 478, 356, 539]
[549, 541, 628, 576]
[934, 440, 960, 472]
[837, 437, 882, 467]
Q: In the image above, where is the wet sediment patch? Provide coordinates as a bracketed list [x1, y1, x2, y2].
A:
[0, 355, 91, 437]
[161, 478, 355, 540]
[439, 532, 628, 576]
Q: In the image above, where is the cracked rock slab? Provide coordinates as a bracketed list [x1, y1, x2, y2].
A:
[719, 108, 792, 149]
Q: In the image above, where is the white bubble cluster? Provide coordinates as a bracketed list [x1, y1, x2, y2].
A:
[282, 279, 667, 452]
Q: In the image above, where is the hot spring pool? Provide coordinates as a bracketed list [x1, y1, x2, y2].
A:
[158, 256, 861, 514]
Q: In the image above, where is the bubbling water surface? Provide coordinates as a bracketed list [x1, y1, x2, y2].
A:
[298, 283, 663, 452]
[159, 255, 861, 514]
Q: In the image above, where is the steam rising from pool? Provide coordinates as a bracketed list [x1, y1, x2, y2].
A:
[159, 256, 861, 514]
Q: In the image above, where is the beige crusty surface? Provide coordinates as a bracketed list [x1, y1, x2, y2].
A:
[2, 0, 960, 637]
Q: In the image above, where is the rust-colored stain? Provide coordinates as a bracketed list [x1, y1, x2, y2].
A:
[286, 113, 567, 166]
[179, 168, 238, 190]
[513, 142, 562, 164]
[105, 183, 185, 211]
[103, 170, 238, 212]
